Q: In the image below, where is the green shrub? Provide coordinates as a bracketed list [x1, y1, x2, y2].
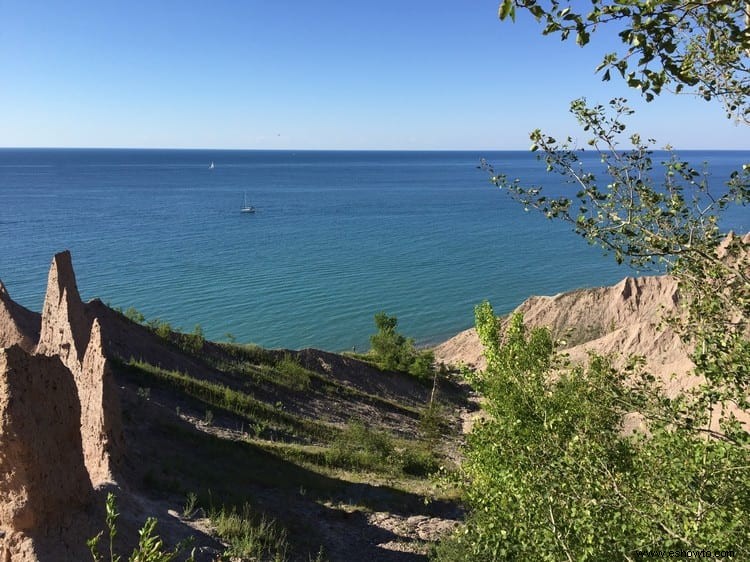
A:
[272, 353, 312, 390]
[148, 319, 173, 341]
[124, 307, 146, 324]
[325, 421, 395, 471]
[370, 312, 413, 371]
[436, 306, 750, 561]
[398, 444, 440, 477]
[210, 503, 289, 561]
[419, 402, 447, 444]
[408, 350, 435, 382]
[179, 324, 205, 355]
[369, 312, 436, 381]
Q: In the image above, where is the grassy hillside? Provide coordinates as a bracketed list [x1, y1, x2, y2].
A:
[107, 314, 473, 561]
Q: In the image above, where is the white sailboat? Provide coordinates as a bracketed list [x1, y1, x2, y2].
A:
[241, 192, 255, 214]
[209, 161, 215, 170]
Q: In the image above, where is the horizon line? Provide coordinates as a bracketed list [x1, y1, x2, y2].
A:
[1, 146, 747, 152]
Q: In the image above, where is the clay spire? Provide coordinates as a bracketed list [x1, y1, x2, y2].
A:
[79, 318, 124, 485]
[35, 251, 92, 371]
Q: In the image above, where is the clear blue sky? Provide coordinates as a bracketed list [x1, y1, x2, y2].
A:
[1, 0, 746, 149]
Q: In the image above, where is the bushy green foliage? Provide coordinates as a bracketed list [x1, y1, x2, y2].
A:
[498, 0, 750, 121]
[419, 402, 447, 445]
[436, 307, 750, 560]
[124, 307, 146, 324]
[147, 318, 173, 341]
[408, 349, 435, 381]
[370, 312, 413, 371]
[445, 6, 750, 556]
[325, 420, 395, 471]
[369, 312, 435, 381]
[452, 100, 750, 558]
[179, 324, 205, 355]
[267, 353, 312, 391]
[325, 420, 441, 476]
[398, 444, 440, 477]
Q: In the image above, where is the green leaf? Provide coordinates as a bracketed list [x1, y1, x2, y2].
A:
[498, 0, 516, 22]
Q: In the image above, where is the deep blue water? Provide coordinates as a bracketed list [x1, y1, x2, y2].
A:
[1, 149, 747, 351]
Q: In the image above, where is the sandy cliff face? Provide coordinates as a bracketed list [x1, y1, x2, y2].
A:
[436, 235, 749, 391]
[0, 346, 93, 561]
[34, 251, 123, 487]
[434, 274, 693, 386]
[0, 252, 124, 561]
[79, 318, 124, 485]
[0, 346, 91, 528]
[517, 275, 695, 392]
[35, 251, 93, 369]
[0, 283, 40, 353]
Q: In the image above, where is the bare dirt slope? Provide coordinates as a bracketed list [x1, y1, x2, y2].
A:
[434, 274, 693, 388]
[435, 233, 750, 384]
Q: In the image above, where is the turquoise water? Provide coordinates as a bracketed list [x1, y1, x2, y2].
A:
[1, 149, 747, 351]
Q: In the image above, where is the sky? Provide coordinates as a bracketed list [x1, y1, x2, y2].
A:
[1, 0, 747, 150]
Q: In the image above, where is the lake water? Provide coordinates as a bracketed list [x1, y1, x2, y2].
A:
[1, 149, 747, 351]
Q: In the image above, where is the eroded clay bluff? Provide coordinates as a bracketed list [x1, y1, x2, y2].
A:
[434, 273, 688, 380]
[0, 251, 125, 561]
[36, 251, 94, 371]
[435, 233, 750, 394]
[0, 346, 93, 562]
[33, 251, 124, 486]
[79, 318, 125, 486]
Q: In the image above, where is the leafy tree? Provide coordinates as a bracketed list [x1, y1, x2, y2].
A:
[491, 0, 750, 445]
[498, 0, 750, 121]
[481, 97, 750, 422]
[370, 311, 415, 371]
[437, 2, 750, 559]
[369, 312, 436, 381]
